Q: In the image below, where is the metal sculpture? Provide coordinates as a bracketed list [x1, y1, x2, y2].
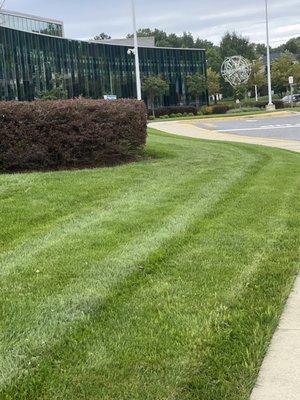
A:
[221, 56, 252, 87]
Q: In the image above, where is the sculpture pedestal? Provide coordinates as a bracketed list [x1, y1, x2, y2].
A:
[266, 104, 276, 111]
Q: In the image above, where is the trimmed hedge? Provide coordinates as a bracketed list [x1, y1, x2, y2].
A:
[211, 104, 230, 114]
[149, 106, 198, 118]
[0, 99, 147, 172]
[202, 104, 230, 115]
[242, 100, 284, 109]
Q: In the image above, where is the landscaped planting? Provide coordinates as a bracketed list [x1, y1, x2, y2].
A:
[0, 128, 299, 399]
[149, 106, 198, 118]
[0, 99, 147, 172]
[242, 100, 285, 109]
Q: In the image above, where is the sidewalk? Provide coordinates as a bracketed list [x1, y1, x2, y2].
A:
[148, 120, 300, 153]
[251, 277, 300, 400]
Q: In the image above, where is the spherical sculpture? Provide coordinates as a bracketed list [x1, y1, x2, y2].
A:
[221, 56, 252, 87]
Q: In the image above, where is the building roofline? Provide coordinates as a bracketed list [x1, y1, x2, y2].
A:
[141, 45, 205, 51]
[0, 9, 63, 25]
[0, 25, 205, 51]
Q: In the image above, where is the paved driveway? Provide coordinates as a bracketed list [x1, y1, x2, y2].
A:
[148, 112, 300, 153]
[196, 112, 300, 141]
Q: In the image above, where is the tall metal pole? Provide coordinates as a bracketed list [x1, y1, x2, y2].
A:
[131, 0, 142, 100]
[265, 0, 274, 109]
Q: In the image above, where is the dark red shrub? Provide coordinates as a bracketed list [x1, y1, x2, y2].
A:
[211, 104, 230, 114]
[0, 99, 147, 172]
[273, 100, 285, 109]
[149, 106, 198, 118]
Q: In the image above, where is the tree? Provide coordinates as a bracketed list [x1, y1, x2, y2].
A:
[93, 33, 111, 41]
[274, 37, 300, 61]
[39, 74, 68, 100]
[206, 47, 223, 72]
[127, 28, 169, 46]
[247, 60, 266, 96]
[142, 75, 169, 116]
[186, 74, 207, 107]
[271, 53, 300, 96]
[207, 68, 221, 103]
[126, 28, 216, 52]
[234, 85, 247, 102]
[255, 43, 267, 58]
[181, 31, 195, 48]
[285, 37, 300, 61]
[220, 32, 256, 60]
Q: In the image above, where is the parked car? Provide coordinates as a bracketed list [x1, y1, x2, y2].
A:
[282, 94, 300, 104]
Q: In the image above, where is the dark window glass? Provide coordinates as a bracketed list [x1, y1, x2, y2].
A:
[0, 26, 208, 105]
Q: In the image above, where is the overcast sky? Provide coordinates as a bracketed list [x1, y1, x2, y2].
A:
[6, 0, 300, 46]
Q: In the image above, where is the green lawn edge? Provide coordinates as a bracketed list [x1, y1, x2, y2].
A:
[0, 128, 299, 399]
[148, 107, 300, 122]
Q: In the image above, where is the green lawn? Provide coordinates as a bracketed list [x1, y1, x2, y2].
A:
[150, 107, 299, 122]
[0, 128, 299, 399]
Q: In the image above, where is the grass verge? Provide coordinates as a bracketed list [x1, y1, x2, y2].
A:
[149, 107, 300, 122]
[0, 128, 299, 399]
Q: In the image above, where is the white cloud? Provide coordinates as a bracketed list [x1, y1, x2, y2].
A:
[3, 0, 300, 45]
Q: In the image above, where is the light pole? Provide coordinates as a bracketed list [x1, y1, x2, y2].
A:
[265, 0, 275, 110]
[131, 0, 142, 100]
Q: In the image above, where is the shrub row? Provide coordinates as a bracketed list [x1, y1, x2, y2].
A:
[242, 100, 285, 109]
[227, 107, 261, 114]
[149, 106, 198, 118]
[202, 104, 230, 115]
[0, 99, 147, 172]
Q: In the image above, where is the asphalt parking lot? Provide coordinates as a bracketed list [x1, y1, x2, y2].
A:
[197, 112, 300, 141]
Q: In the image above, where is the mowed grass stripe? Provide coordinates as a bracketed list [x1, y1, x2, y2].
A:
[0, 128, 299, 399]
[14, 146, 297, 400]
[0, 145, 257, 388]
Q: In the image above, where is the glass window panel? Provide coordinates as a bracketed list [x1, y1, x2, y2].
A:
[0, 25, 208, 105]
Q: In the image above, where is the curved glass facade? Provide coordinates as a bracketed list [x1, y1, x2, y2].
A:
[0, 11, 63, 37]
[0, 26, 208, 106]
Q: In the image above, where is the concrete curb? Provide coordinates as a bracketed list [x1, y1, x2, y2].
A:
[148, 120, 300, 153]
[250, 276, 300, 400]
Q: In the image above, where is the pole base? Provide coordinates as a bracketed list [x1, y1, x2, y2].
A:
[266, 104, 276, 111]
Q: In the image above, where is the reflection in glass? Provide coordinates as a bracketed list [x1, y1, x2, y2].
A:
[0, 25, 208, 106]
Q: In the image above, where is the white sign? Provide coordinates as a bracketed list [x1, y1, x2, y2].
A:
[289, 76, 294, 85]
[104, 95, 117, 101]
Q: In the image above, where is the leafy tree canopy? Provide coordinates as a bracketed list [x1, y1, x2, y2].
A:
[186, 74, 207, 107]
[142, 75, 169, 115]
[207, 68, 221, 103]
[271, 53, 300, 95]
[247, 60, 266, 90]
[220, 32, 256, 61]
[274, 37, 300, 61]
[93, 33, 111, 41]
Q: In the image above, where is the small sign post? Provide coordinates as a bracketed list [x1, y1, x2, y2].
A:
[104, 95, 117, 101]
[255, 84, 258, 102]
[289, 76, 294, 108]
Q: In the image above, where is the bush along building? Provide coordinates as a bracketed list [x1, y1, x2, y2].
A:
[0, 10, 208, 107]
